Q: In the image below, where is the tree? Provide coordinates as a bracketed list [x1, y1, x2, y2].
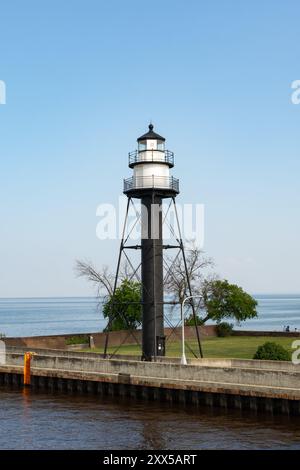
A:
[165, 242, 213, 303]
[200, 279, 258, 325]
[75, 260, 114, 298]
[75, 260, 141, 332]
[102, 279, 142, 331]
[165, 243, 257, 326]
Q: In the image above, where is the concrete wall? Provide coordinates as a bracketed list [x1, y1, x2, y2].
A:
[5, 328, 298, 352]
[5, 346, 298, 372]
[233, 330, 300, 338]
[3, 325, 217, 350]
[5, 349, 300, 396]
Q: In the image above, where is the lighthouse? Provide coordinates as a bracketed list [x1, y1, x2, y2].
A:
[104, 125, 202, 361]
[124, 124, 179, 360]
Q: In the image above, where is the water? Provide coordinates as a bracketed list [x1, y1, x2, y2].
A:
[1, 298, 300, 450]
[235, 294, 300, 332]
[0, 297, 104, 337]
[0, 295, 300, 337]
[0, 386, 299, 450]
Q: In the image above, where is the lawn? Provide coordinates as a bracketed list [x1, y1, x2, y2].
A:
[85, 335, 295, 359]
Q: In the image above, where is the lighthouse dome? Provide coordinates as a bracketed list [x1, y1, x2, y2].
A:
[137, 124, 165, 142]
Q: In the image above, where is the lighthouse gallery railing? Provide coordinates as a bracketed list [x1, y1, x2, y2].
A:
[128, 149, 174, 167]
[123, 175, 179, 193]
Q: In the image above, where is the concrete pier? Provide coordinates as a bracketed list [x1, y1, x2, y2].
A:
[1, 347, 300, 416]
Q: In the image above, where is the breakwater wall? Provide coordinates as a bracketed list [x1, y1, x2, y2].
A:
[1, 348, 300, 416]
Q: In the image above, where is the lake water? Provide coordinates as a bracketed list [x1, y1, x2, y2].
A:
[0, 386, 299, 450]
[1, 297, 300, 450]
[0, 295, 299, 338]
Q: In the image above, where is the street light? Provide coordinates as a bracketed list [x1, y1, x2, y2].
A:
[180, 295, 203, 365]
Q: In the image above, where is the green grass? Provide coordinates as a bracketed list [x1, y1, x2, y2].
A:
[84, 336, 294, 359]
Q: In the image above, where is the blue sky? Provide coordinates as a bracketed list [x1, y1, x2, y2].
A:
[0, 0, 299, 297]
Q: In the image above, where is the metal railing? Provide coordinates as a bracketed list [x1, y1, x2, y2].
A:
[123, 175, 179, 193]
[128, 149, 174, 167]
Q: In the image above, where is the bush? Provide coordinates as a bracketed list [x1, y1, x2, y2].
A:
[216, 322, 233, 337]
[253, 342, 291, 361]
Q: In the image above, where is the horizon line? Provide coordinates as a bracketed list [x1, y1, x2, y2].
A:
[1, 293, 300, 300]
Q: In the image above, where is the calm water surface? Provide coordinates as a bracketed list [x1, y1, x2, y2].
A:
[0, 386, 300, 450]
[0, 295, 300, 337]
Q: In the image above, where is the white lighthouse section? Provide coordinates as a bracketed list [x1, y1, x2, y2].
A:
[134, 137, 170, 189]
[134, 163, 169, 189]
[124, 124, 179, 194]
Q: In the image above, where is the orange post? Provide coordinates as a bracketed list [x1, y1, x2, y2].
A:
[24, 352, 34, 386]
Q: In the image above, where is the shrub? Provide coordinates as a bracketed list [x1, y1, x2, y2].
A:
[216, 322, 233, 337]
[253, 342, 291, 361]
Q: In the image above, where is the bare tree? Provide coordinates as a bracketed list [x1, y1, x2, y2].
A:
[164, 241, 215, 307]
[75, 259, 139, 301]
[75, 260, 114, 299]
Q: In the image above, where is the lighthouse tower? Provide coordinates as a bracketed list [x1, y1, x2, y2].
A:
[124, 124, 179, 360]
[104, 125, 203, 361]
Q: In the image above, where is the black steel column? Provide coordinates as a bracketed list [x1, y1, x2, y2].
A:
[141, 193, 164, 360]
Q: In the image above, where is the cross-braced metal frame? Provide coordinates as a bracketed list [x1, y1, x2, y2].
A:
[103, 196, 203, 359]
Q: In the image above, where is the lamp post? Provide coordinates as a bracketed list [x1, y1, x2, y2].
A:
[180, 295, 203, 365]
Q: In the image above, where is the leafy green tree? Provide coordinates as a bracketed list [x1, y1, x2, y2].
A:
[103, 279, 142, 332]
[199, 279, 258, 325]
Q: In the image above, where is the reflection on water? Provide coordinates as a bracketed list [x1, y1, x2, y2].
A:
[0, 386, 300, 450]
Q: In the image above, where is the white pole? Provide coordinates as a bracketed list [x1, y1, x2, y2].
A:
[181, 295, 203, 366]
[180, 299, 187, 365]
